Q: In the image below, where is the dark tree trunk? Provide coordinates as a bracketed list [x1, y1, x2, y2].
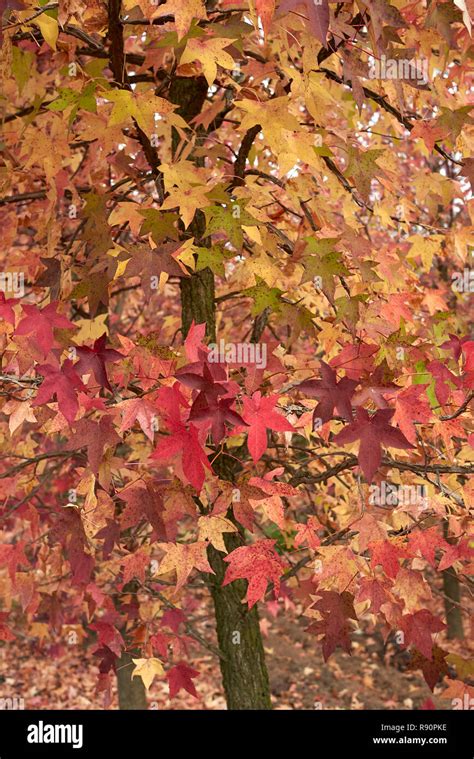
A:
[442, 522, 464, 639]
[173, 72, 272, 710]
[442, 568, 464, 639]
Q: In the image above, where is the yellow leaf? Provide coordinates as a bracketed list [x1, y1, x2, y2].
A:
[181, 38, 235, 87]
[151, 0, 207, 40]
[37, 15, 59, 50]
[198, 515, 237, 552]
[131, 657, 164, 690]
[74, 314, 109, 343]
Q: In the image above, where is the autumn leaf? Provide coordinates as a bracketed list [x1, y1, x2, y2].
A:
[223, 539, 288, 608]
[277, 0, 329, 46]
[295, 360, 358, 425]
[156, 541, 214, 590]
[32, 360, 85, 424]
[74, 334, 123, 391]
[400, 610, 445, 660]
[333, 408, 415, 483]
[122, 548, 150, 585]
[151, 421, 212, 492]
[408, 646, 449, 691]
[131, 657, 164, 690]
[117, 397, 158, 442]
[167, 662, 199, 699]
[180, 37, 236, 87]
[15, 302, 75, 356]
[306, 591, 357, 661]
[198, 514, 237, 552]
[151, 0, 207, 40]
[241, 391, 293, 463]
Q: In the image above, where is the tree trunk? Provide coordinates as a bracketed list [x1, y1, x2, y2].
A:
[442, 568, 464, 639]
[174, 71, 272, 710]
[116, 651, 148, 710]
[442, 521, 464, 639]
[181, 280, 272, 709]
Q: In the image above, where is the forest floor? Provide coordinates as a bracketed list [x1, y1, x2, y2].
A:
[1, 598, 471, 710]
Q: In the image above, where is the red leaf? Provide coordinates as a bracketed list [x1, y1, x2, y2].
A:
[15, 302, 75, 356]
[296, 360, 357, 425]
[307, 591, 357, 661]
[223, 539, 288, 609]
[32, 360, 85, 424]
[75, 334, 123, 390]
[89, 622, 124, 658]
[400, 610, 445, 660]
[408, 646, 449, 691]
[241, 391, 293, 463]
[369, 539, 408, 579]
[151, 422, 211, 492]
[333, 408, 414, 483]
[167, 662, 199, 699]
[121, 548, 149, 585]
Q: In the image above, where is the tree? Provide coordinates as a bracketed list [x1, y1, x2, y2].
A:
[0, 0, 473, 710]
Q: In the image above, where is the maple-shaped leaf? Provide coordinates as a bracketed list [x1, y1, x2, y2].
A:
[68, 416, 121, 474]
[94, 519, 120, 559]
[151, 421, 212, 491]
[223, 539, 288, 609]
[356, 577, 390, 614]
[294, 516, 321, 550]
[75, 334, 123, 391]
[131, 657, 164, 690]
[119, 481, 166, 541]
[241, 391, 293, 463]
[437, 539, 474, 571]
[441, 333, 471, 361]
[15, 302, 75, 356]
[306, 591, 357, 661]
[50, 507, 94, 586]
[198, 514, 237, 552]
[180, 37, 235, 87]
[190, 395, 247, 443]
[89, 621, 124, 658]
[121, 241, 189, 296]
[35, 256, 61, 299]
[351, 362, 399, 409]
[296, 360, 357, 425]
[167, 662, 199, 699]
[393, 384, 432, 445]
[427, 360, 461, 405]
[156, 541, 214, 590]
[122, 548, 149, 585]
[184, 321, 208, 363]
[408, 527, 448, 568]
[369, 538, 408, 579]
[32, 360, 85, 424]
[333, 408, 415, 483]
[117, 397, 158, 442]
[400, 609, 445, 660]
[408, 646, 449, 691]
[161, 608, 186, 634]
[277, 0, 329, 46]
[0, 292, 17, 324]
